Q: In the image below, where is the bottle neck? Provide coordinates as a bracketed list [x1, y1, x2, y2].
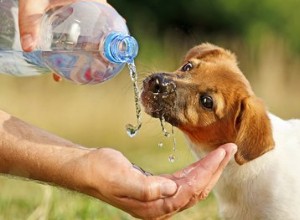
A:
[103, 32, 138, 64]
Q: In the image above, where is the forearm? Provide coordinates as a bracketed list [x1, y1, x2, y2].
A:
[0, 109, 91, 192]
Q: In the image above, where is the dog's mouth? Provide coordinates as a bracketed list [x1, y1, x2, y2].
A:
[141, 73, 179, 126]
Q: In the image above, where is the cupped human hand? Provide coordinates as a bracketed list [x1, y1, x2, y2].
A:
[18, 0, 107, 51]
[80, 144, 237, 219]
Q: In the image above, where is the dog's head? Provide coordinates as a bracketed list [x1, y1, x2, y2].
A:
[141, 43, 274, 165]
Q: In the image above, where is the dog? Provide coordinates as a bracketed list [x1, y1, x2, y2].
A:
[141, 43, 300, 220]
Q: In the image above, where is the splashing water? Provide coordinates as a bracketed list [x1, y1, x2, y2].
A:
[169, 126, 177, 162]
[171, 126, 176, 152]
[160, 115, 170, 137]
[125, 62, 142, 137]
[159, 116, 177, 163]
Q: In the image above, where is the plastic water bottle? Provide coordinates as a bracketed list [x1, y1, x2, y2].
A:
[0, 0, 138, 84]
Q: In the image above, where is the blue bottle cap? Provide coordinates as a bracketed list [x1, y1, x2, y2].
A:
[104, 32, 138, 64]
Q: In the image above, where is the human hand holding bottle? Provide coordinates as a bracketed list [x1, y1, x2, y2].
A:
[17, 0, 136, 84]
[19, 0, 108, 52]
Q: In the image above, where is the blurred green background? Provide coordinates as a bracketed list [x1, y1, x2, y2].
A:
[1, 0, 300, 219]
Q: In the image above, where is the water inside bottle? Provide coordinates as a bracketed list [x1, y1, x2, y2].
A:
[125, 62, 142, 137]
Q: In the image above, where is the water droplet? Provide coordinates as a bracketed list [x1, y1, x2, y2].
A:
[126, 124, 139, 137]
[158, 142, 163, 148]
[126, 62, 142, 137]
[168, 154, 176, 163]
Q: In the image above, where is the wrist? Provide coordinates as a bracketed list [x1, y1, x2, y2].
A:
[74, 148, 126, 201]
[74, 148, 109, 197]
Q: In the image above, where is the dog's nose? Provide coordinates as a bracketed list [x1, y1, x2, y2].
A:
[143, 73, 176, 94]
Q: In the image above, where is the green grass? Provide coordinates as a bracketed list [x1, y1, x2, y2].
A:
[0, 33, 300, 219]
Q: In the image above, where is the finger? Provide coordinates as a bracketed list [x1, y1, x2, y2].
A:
[176, 143, 236, 178]
[170, 144, 237, 210]
[114, 186, 190, 220]
[123, 168, 178, 201]
[197, 143, 237, 199]
[115, 144, 236, 219]
[180, 143, 237, 210]
[173, 145, 226, 181]
[49, 0, 108, 5]
[52, 73, 62, 82]
[114, 197, 166, 219]
[19, 0, 109, 51]
[119, 144, 236, 218]
[19, 0, 48, 51]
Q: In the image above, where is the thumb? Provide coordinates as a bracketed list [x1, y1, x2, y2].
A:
[128, 169, 178, 201]
[173, 143, 237, 193]
[18, 0, 48, 51]
[18, 0, 109, 51]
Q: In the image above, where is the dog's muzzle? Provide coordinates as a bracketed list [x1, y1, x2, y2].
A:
[141, 73, 178, 125]
[143, 73, 176, 95]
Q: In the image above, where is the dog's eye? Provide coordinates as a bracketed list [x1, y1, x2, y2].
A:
[200, 95, 214, 109]
[181, 62, 193, 72]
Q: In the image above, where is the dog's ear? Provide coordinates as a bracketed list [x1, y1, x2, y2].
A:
[234, 97, 275, 165]
[184, 43, 237, 63]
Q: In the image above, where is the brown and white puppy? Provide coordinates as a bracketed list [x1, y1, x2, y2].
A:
[141, 43, 300, 220]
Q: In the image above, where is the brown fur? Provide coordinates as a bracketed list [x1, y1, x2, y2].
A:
[141, 43, 275, 164]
